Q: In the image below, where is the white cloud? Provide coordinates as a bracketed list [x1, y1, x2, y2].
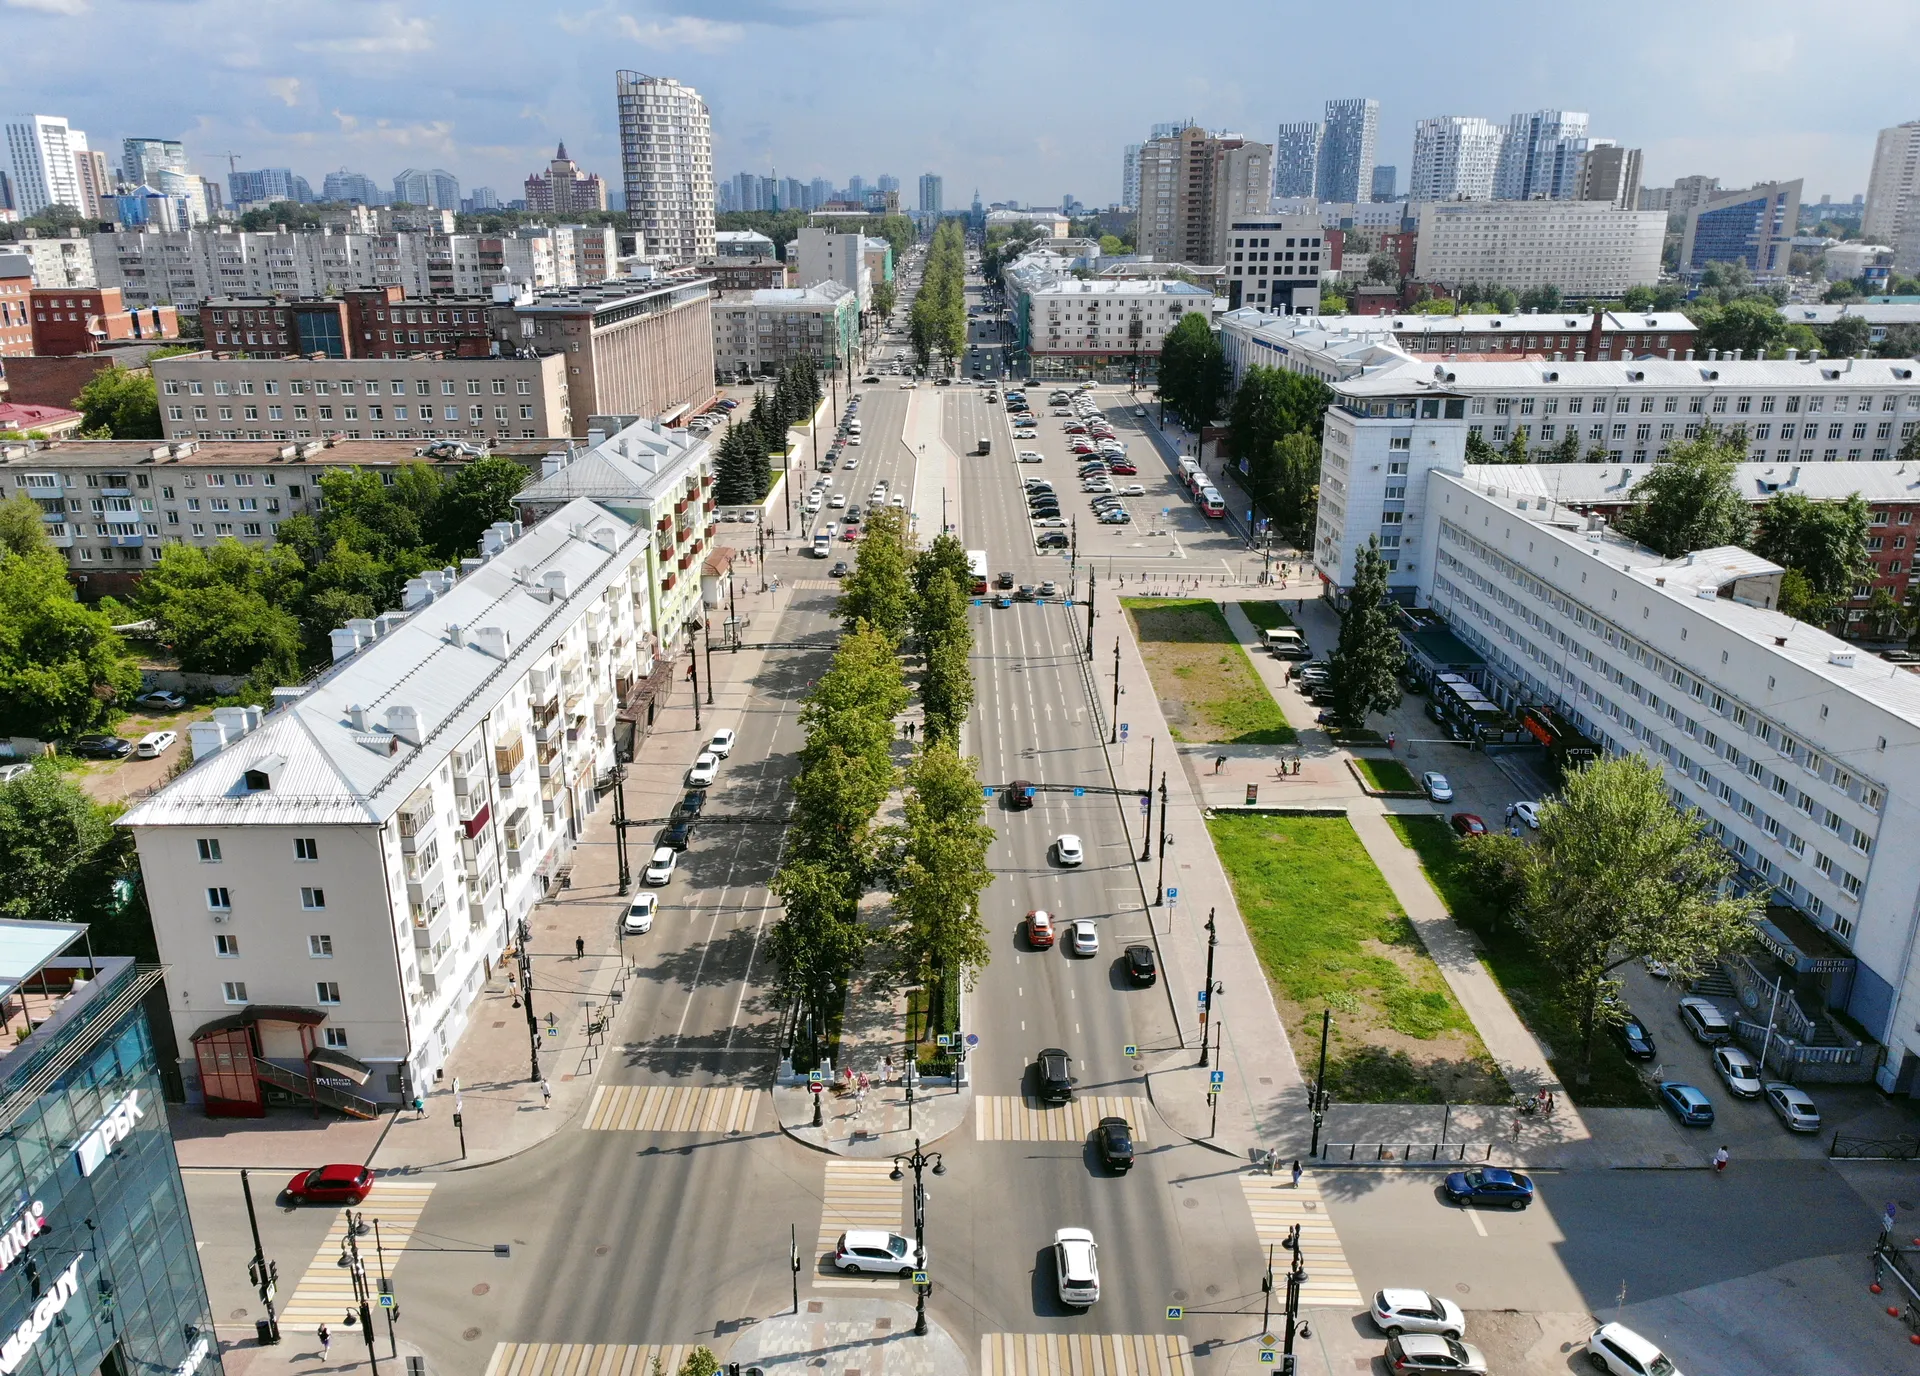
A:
[3, 0, 90, 14]
[265, 76, 303, 106]
[297, 9, 432, 57]
[558, 6, 745, 50]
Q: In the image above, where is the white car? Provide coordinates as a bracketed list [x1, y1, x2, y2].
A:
[623, 893, 657, 934]
[843, 456, 859, 469]
[134, 730, 178, 758]
[1512, 800, 1540, 829]
[707, 728, 737, 758]
[643, 847, 677, 885]
[0, 763, 33, 785]
[686, 752, 719, 787]
[1372, 1289, 1466, 1339]
[1055, 834, 1084, 866]
[1586, 1323, 1682, 1376]
[804, 495, 822, 513]
[1119, 484, 1146, 496]
[833, 1229, 922, 1275]
[1018, 450, 1044, 463]
[899, 380, 915, 389]
[1421, 772, 1454, 803]
[1053, 1228, 1099, 1308]
[890, 495, 905, 508]
[1069, 920, 1099, 957]
[830, 493, 847, 508]
[1712, 1045, 1763, 1099]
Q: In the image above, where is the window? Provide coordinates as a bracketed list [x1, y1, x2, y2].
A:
[309, 934, 334, 958]
[315, 981, 341, 1005]
[323, 1027, 350, 1049]
[215, 934, 239, 957]
[222, 981, 248, 1005]
[301, 886, 326, 909]
[197, 838, 222, 862]
[206, 886, 232, 911]
[294, 836, 319, 861]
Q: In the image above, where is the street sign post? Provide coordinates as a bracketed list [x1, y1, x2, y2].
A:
[1120, 723, 1129, 741]
[1124, 1044, 1138, 1058]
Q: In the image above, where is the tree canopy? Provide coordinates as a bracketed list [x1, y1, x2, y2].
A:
[1750, 491, 1869, 622]
[1616, 431, 1752, 557]
[1329, 538, 1404, 729]
[0, 549, 141, 739]
[74, 367, 162, 439]
[1157, 314, 1227, 429]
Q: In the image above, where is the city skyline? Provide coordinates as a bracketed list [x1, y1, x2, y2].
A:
[4, 0, 1917, 211]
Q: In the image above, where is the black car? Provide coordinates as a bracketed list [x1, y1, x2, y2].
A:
[829, 561, 850, 578]
[996, 572, 1015, 590]
[1037, 1047, 1073, 1104]
[1037, 532, 1071, 550]
[1124, 945, 1157, 985]
[675, 789, 708, 819]
[1096, 1116, 1134, 1171]
[1007, 778, 1034, 810]
[1614, 1016, 1657, 1060]
[661, 819, 693, 851]
[1015, 585, 1036, 602]
[71, 735, 133, 760]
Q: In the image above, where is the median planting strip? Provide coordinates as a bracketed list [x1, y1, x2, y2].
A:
[1121, 597, 1295, 745]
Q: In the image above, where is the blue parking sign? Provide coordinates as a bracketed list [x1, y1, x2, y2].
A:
[1073, 787, 1085, 797]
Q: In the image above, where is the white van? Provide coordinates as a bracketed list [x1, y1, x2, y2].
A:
[1263, 627, 1310, 660]
[812, 532, 832, 558]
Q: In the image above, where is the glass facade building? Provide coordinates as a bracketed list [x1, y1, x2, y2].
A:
[0, 930, 218, 1376]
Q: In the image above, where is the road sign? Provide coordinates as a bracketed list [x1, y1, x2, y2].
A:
[1259, 1352, 1276, 1365]
[809, 1069, 825, 1082]
[982, 786, 994, 798]
[1197, 989, 1209, 1005]
[1120, 723, 1130, 741]
[1074, 787, 1085, 797]
[912, 1270, 929, 1286]
[1166, 1306, 1185, 1321]
[965, 1033, 980, 1047]
[808, 1082, 824, 1094]
[1139, 795, 1150, 814]
[1124, 1044, 1138, 1058]
[1210, 1070, 1225, 1087]
[936, 1034, 951, 1048]
[379, 1294, 396, 1309]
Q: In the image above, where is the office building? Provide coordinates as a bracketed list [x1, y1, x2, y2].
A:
[5, 115, 87, 216]
[0, 922, 218, 1376]
[197, 286, 492, 360]
[322, 168, 385, 205]
[1864, 121, 1920, 272]
[28, 285, 178, 354]
[1577, 143, 1644, 211]
[1680, 180, 1802, 277]
[1120, 146, 1141, 210]
[793, 227, 872, 309]
[1371, 166, 1398, 202]
[465, 187, 501, 212]
[710, 281, 858, 377]
[1495, 110, 1589, 201]
[1316, 99, 1379, 205]
[394, 168, 460, 210]
[488, 276, 715, 425]
[1413, 200, 1665, 295]
[1134, 127, 1270, 266]
[615, 71, 714, 265]
[1221, 214, 1327, 313]
[1274, 122, 1324, 200]
[229, 168, 313, 205]
[122, 138, 188, 189]
[919, 172, 944, 217]
[125, 430, 716, 1104]
[524, 142, 608, 216]
[1409, 116, 1504, 202]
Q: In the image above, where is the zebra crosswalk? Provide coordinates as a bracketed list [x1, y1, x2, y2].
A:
[812, 1159, 905, 1288]
[981, 1333, 1194, 1376]
[1238, 1172, 1363, 1308]
[973, 1095, 1152, 1143]
[484, 1343, 702, 1376]
[583, 1083, 758, 1134]
[277, 1180, 435, 1329]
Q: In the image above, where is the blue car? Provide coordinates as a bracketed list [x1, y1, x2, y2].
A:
[1442, 1166, 1534, 1210]
[1658, 1081, 1715, 1127]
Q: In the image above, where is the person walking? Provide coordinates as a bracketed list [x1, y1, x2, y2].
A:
[574, 936, 585, 960]
[412, 1094, 427, 1117]
[540, 1078, 552, 1108]
[1290, 1159, 1303, 1189]
[1713, 1144, 1729, 1173]
[1214, 754, 1227, 775]
[318, 1324, 331, 1357]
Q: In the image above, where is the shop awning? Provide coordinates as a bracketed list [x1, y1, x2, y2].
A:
[309, 1047, 374, 1085]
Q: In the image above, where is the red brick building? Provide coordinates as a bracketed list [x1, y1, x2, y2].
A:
[29, 288, 179, 356]
[199, 289, 491, 360]
[0, 256, 32, 358]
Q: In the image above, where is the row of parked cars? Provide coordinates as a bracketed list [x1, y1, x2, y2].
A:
[1366, 1286, 1682, 1375]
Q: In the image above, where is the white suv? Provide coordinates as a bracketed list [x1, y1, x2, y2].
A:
[1053, 1228, 1099, 1307]
[1586, 1323, 1680, 1376]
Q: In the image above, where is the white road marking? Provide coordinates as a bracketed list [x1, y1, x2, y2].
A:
[1465, 1207, 1488, 1237]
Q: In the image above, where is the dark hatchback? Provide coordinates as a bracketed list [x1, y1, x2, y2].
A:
[72, 735, 134, 759]
[1614, 1016, 1657, 1060]
[1125, 944, 1157, 985]
[1096, 1116, 1134, 1172]
[1037, 1047, 1073, 1104]
[674, 790, 707, 819]
[661, 819, 693, 851]
[1007, 779, 1034, 809]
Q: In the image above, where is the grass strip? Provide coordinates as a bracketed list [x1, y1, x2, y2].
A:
[1122, 597, 1295, 745]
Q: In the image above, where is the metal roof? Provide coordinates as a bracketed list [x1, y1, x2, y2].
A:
[0, 922, 87, 1002]
[1465, 461, 1920, 507]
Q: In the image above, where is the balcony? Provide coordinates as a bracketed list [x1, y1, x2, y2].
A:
[396, 796, 434, 844]
[100, 485, 131, 498]
[495, 731, 526, 784]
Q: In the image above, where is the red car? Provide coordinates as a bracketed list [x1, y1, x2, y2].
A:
[1108, 463, 1137, 475]
[286, 1164, 374, 1205]
[1451, 812, 1488, 838]
[1027, 910, 1056, 948]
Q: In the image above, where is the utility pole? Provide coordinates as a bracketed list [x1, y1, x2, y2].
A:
[372, 1218, 398, 1358]
[702, 615, 714, 706]
[1155, 771, 1170, 901]
[612, 765, 630, 895]
[889, 1141, 945, 1337]
[1261, 1242, 1275, 1343]
[516, 917, 540, 1082]
[757, 519, 768, 592]
[1199, 908, 1218, 1065]
[1084, 568, 1096, 662]
[790, 1224, 802, 1315]
[340, 1209, 380, 1373]
[240, 1170, 281, 1344]
[1310, 1009, 1331, 1157]
[687, 618, 704, 732]
[1140, 737, 1155, 862]
[1110, 638, 1122, 744]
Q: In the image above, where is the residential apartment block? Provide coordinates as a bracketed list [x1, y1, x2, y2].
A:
[123, 461, 710, 1104]
[524, 143, 608, 216]
[1863, 121, 1920, 253]
[197, 287, 491, 359]
[791, 228, 871, 312]
[11, 232, 97, 289]
[616, 71, 715, 264]
[1317, 99, 1379, 205]
[29, 286, 179, 354]
[710, 282, 858, 378]
[1409, 116, 1504, 202]
[152, 351, 572, 443]
[1134, 127, 1271, 267]
[1005, 266, 1212, 381]
[1413, 200, 1666, 295]
[0, 253, 32, 356]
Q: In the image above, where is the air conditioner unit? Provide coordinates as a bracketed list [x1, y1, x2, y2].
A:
[211, 912, 229, 924]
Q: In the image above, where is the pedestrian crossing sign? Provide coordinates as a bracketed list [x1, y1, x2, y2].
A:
[379, 1294, 396, 1309]
[912, 1270, 929, 1286]
[1166, 1306, 1184, 1321]
[1124, 1045, 1138, 1058]
[1259, 1351, 1275, 1364]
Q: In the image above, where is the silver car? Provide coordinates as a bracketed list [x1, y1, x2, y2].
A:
[1764, 1081, 1820, 1132]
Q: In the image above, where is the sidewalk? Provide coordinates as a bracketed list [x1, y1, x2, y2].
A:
[726, 1297, 968, 1376]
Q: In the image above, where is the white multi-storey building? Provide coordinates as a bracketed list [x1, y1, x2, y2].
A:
[1413, 200, 1665, 295]
[1004, 260, 1212, 381]
[5, 116, 87, 217]
[1863, 120, 1920, 256]
[792, 228, 871, 311]
[1408, 116, 1504, 202]
[615, 71, 714, 265]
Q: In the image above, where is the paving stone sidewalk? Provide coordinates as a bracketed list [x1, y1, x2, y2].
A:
[727, 1298, 969, 1376]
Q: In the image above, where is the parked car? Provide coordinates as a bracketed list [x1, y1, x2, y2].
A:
[1125, 944, 1157, 985]
[1096, 1117, 1134, 1172]
[71, 735, 133, 760]
[1069, 920, 1099, 956]
[1713, 1046, 1763, 1098]
[1585, 1323, 1681, 1376]
[686, 753, 719, 787]
[832, 1230, 922, 1276]
[133, 689, 187, 710]
[643, 847, 678, 885]
[1053, 1227, 1100, 1308]
[1512, 801, 1540, 829]
[1614, 1016, 1656, 1060]
[1442, 1166, 1534, 1209]
[661, 819, 693, 852]
[134, 730, 178, 759]
[1421, 772, 1454, 802]
[623, 893, 657, 934]
[1383, 1335, 1488, 1374]
[1764, 1081, 1821, 1132]
[0, 764, 33, 786]
[1036, 1047, 1073, 1103]
[1657, 1081, 1715, 1127]
[1372, 1289, 1466, 1339]
[1677, 996, 1732, 1045]
[285, 1164, 373, 1205]
[1037, 532, 1071, 549]
[1450, 813, 1487, 838]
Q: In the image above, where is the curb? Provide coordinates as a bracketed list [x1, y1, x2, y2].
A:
[1140, 1070, 1247, 1160]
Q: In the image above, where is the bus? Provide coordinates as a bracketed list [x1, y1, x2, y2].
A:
[1178, 457, 1203, 488]
[967, 549, 989, 594]
[1198, 488, 1226, 518]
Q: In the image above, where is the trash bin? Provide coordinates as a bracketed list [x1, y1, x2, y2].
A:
[256, 1319, 281, 1345]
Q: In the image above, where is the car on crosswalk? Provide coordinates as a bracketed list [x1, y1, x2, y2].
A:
[285, 1164, 373, 1205]
[833, 1230, 922, 1276]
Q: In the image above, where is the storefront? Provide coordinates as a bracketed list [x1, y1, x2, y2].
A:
[0, 922, 218, 1376]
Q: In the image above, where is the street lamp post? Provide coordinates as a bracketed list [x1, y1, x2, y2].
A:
[337, 1210, 380, 1373]
[1084, 569, 1096, 662]
[240, 1169, 281, 1345]
[1110, 638, 1121, 745]
[1154, 771, 1170, 901]
[1140, 737, 1155, 863]
[1199, 908, 1218, 1066]
[686, 617, 705, 732]
[889, 1140, 946, 1337]
[516, 917, 540, 1081]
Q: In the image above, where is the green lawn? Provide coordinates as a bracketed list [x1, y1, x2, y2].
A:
[1208, 813, 1507, 1104]
[1235, 601, 1295, 631]
[1354, 757, 1418, 793]
[1122, 598, 1295, 745]
[1384, 815, 1653, 1108]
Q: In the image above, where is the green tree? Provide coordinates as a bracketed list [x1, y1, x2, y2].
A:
[1547, 429, 1583, 464]
[1158, 313, 1227, 429]
[677, 1347, 721, 1376]
[0, 765, 136, 933]
[0, 551, 141, 739]
[1616, 431, 1751, 557]
[73, 366, 162, 439]
[427, 456, 527, 560]
[1620, 285, 1656, 311]
[1518, 284, 1563, 313]
[1271, 431, 1321, 540]
[136, 541, 304, 680]
[1692, 296, 1789, 357]
[1819, 314, 1873, 358]
[1328, 538, 1404, 729]
[1901, 425, 1920, 463]
[918, 569, 973, 746]
[1750, 491, 1869, 612]
[1464, 430, 1498, 463]
[837, 506, 912, 640]
[1319, 290, 1348, 314]
[0, 493, 51, 559]
[1512, 753, 1759, 1080]
[871, 279, 897, 320]
[911, 532, 972, 607]
[1502, 428, 1531, 464]
[1098, 234, 1124, 254]
[890, 742, 995, 992]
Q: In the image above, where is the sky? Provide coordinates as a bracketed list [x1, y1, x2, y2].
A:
[6, 0, 1919, 211]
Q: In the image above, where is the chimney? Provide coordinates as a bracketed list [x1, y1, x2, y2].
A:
[1786, 348, 1798, 360]
[330, 626, 363, 662]
[188, 719, 229, 761]
[347, 617, 377, 644]
[1574, 350, 1585, 362]
[1586, 311, 1605, 360]
[591, 525, 620, 553]
[1666, 349, 1675, 360]
[348, 704, 370, 731]
[1707, 348, 1718, 361]
[1790, 464, 1801, 485]
[1685, 348, 1695, 360]
[401, 577, 433, 610]
[270, 686, 306, 712]
[211, 705, 251, 738]
[474, 625, 512, 658]
[385, 704, 423, 745]
[543, 569, 571, 598]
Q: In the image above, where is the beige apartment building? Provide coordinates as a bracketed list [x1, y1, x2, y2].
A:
[489, 277, 715, 426]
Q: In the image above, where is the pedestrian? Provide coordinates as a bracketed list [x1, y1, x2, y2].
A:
[575, 935, 585, 959]
[1215, 754, 1226, 775]
[318, 1323, 331, 1357]
[412, 1094, 427, 1117]
[1504, 803, 1516, 822]
[773, 575, 781, 592]
[883, 1055, 895, 1084]
[1713, 1145, 1729, 1173]
[1387, 731, 1397, 751]
[540, 1078, 552, 1108]
[1290, 1159, 1303, 1189]
[1509, 822, 1522, 839]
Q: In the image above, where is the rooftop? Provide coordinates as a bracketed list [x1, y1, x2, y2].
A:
[513, 417, 709, 509]
[1030, 278, 1213, 298]
[1463, 460, 1920, 508]
[500, 276, 711, 315]
[1337, 353, 1920, 396]
[0, 436, 556, 469]
[0, 403, 85, 430]
[1786, 303, 1920, 326]
[0, 921, 86, 1003]
[718, 282, 855, 308]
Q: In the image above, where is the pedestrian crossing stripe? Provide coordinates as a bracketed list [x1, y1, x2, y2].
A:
[981, 1333, 1194, 1376]
[1238, 1173, 1364, 1308]
[789, 579, 839, 590]
[484, 1343, 702, 1376]
[584, 1084, 758, 1134]
[973, 1095, 1151, 1143]
[277, 1181, 435, 1329]
[814, 1159, 903, 1258]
